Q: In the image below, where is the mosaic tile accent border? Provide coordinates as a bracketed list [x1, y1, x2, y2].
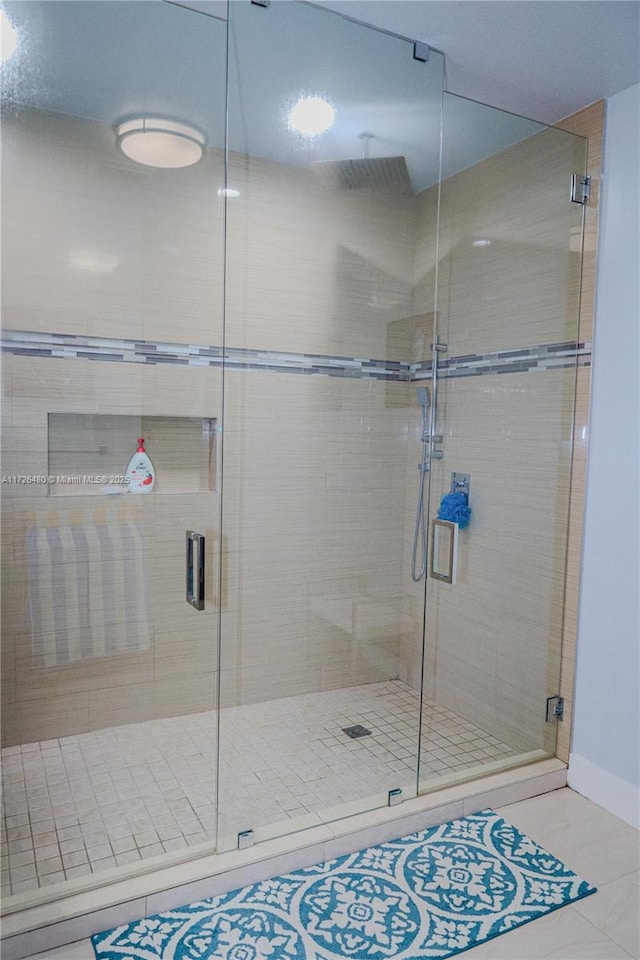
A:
[411, 341, 592, 381]
[1, 330, 591, 381]
[0, 331, 410, 381]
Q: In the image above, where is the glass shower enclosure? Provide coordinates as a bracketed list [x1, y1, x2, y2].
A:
[0, 0, 586, 910]
[216, 0, 445, 851]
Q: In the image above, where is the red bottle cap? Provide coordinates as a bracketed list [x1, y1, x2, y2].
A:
[137, 438, 146, 452]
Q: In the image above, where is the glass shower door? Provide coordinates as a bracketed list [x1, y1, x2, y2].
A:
[418, 93, 587, 792]
[217, 0, 444, 850]
[1, 0, 226, 907]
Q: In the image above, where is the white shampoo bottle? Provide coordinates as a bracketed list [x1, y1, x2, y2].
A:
[126, 438, 155, 493]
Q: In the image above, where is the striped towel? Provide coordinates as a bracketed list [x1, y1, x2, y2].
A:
[27, 522, 152, 667]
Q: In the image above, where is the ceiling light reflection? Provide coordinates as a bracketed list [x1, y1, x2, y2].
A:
[1, 7, 17, 64]
[287, 96, 335, 137]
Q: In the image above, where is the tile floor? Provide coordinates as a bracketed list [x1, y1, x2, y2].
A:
[1, 680, 518, 898]
[17, 788, 640, 960]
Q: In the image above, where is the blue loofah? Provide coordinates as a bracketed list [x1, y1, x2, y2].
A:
[437, 491, 472, 529]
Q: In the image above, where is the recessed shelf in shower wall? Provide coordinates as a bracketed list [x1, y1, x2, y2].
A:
[47, 413, 217, 496]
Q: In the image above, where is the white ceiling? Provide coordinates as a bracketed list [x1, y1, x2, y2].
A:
[314, 0, 640, 124]
[4, 0, 631, 190]
[4, 0, 555, 191]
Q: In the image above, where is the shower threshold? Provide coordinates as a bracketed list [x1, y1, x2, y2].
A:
[1, 681, 555, 933]
[0, 755, 566, 960]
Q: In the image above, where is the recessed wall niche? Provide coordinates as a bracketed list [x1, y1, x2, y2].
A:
[47, 414, 216, 496]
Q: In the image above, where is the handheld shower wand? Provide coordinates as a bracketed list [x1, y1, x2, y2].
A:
[411, 387, 430, 582]
[416, 386, 429, 409]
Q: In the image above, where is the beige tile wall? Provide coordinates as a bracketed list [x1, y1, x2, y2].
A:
[398, 188, 437, 690]
[1, 96, 597, 763]
[434, 125, 585, 355]
[1, 357, 222, 746]
[419, 368, 575, 753]
[217, 142, 436, 711]
[398, 114, 589, 756]
[218, 372, 409, 708]
[1, 106, 427, 742]
[0, 108, 225, 345]
[554, 100, 605, 763]
[224, 153, 419, 359]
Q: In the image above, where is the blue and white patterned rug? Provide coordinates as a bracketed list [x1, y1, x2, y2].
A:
[92, 809, 596, 959]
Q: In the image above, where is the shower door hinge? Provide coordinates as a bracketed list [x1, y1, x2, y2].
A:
[570, 175, 591, 205]
[238, 829, 255, 849]
[546, 695, 564, 723]
[413, 41, 430, 62]
[388, 788, 403, 806]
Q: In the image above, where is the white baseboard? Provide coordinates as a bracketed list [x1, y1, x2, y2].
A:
[568, 753, 640, 829]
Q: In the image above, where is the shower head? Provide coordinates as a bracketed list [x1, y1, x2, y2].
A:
[311, 156, 413, 192]
[416, 386, 430, 407]
[310, 132, 413, 193]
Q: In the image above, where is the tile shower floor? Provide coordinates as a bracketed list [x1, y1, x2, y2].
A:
[1, 680, 518, 898]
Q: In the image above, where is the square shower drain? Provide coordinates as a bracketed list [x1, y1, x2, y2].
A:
[342, 724, 372, 739]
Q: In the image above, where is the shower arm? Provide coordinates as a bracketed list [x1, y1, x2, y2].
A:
[358, 132, 374, 159]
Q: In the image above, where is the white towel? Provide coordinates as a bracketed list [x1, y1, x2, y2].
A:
[27, 521, 152, 666]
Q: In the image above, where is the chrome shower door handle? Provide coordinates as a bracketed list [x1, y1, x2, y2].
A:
[186, 531, 205, 610]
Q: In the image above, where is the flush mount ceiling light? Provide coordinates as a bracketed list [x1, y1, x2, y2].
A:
[287, 96, 335, 137]
[115, 118, 206, 169]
